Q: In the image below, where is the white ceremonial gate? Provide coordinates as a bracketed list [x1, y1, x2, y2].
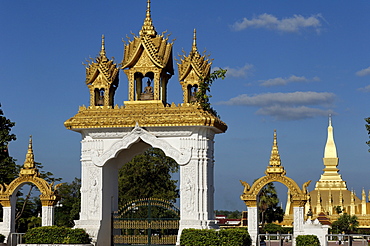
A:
[64, 1, 227, 245]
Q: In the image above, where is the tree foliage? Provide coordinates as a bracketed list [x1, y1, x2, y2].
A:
[366, 117, 370, 151]
[0, 105, 19, 184]
[331, 213, 359, 234]
[195, 68, 227, 117]
[215, 210, 241, 219]
[118, 148, 179, 207]
[257, 182, 284, 225]
[296, 235, 320, 246]
[54, 178, 81, 227]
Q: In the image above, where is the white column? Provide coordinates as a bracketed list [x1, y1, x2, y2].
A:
[248, 206, 258, 246]
[74, 158, 103, 244]
[293, 206, 305, 246]
[1, 207, 12, 236]
[42, 206, 54, 226]
[177, 129, 217, 245]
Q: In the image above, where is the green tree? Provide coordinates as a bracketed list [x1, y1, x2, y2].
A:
[195, 68, 227, 117]
[331, 213, 359, 234]
[214, 210, 241, 219]
[334, 205, 343, 214]
[257, 182, 284, 225]
[366, 117, 370, 151]
[54, 178, 81, 227]
[0, 105, 20, 222]
[0, 104, 19, 184]
[118, 147, 179, 207]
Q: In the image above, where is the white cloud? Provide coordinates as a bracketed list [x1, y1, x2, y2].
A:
[223, 64, 254, 78]
[257, 105, 333, 121]
[219, 91, 334, 106]
[356, 67, 370, 77]
[217, 91, 336, 120]
[358, 85, 370, 92]
[259, 75, 319, 87]
[232, 13, 322, 33]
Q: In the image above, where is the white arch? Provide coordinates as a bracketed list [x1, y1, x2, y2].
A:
[91, 124, 192, 166]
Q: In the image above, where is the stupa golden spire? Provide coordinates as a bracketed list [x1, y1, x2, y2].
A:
[315, 116, 347, 190]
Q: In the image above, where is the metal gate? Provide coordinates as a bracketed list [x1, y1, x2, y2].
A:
[112, 198, 180, 246]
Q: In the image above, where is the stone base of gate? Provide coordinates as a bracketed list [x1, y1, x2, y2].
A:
[74, 220, 102, 244]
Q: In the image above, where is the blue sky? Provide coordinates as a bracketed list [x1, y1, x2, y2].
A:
[1, 1, 370, 211]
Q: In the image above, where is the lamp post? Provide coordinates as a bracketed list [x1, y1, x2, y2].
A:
[55, 201, 63, 226]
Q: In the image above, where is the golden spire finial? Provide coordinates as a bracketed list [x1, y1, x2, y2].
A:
[97, 34, 108, 63]
[100, 34, 106, 57]
[191, 29, 198, 54]
[23, 136, 35, 169]
[269, 129, 281, 167]
[265, 130, 286, 175]
[139, 0, 157, 37]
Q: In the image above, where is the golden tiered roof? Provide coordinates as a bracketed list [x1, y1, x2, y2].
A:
[85, 35, 119, 107]
[121, 1, 173, 73]
[177, 29, 213, 103]
[177, 29, 212, 82]
[85, 36, 119, 88]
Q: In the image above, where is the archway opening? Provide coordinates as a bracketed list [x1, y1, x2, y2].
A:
[14, 183, 42, 233]
[109, 142, 180, 245]
[117, 146, 180, 209]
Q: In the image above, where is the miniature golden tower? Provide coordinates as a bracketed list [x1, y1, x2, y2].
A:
[85, 35, 119, 107]
[20, 136, 39, 176]
[121, 0, 174, 104]
[265, 130, 286, 175]
[177, 29, 212, 103]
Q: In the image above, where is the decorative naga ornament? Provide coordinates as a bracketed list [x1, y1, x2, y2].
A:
[121, 0, 174, 103]
[85, 35, 119, 107]
[177, 29, 212, 103]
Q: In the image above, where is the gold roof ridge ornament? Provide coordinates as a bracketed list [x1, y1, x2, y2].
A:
[265, 130, 286, 175]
